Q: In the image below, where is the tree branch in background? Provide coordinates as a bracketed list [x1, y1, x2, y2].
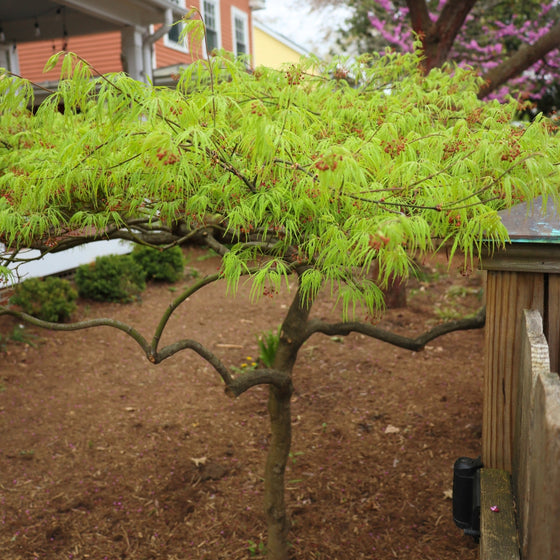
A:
[478, 19, 560, 99]
[425, 0, 478, 68]
[405, 0, 433, 39]
[330, 0, 559, 105]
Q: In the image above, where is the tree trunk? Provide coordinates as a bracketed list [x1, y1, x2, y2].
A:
[382, 275, 407, 309]
[371, 259, 407, 309]
[264, 282, 312, 560]
[264, 386, 293, 560]
[406, 0, 477, 71]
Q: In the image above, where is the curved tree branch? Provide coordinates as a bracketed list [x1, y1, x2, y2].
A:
[152, 336, 233, 375]
[202, 230, 231, 256]
[0, 305, 293, 398]
[0, 308, 151, 355]
[303, 306, 486, 351]
[155, 336, 293, 397]
[139, 338, 292, 398]
[150, 272, 222, 356]
[7, 221, 219, 261]
[225, 368, 292, 398]
[478, 20, 560, 98]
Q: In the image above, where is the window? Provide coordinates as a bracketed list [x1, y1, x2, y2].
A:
[167, 21, 182, 44]
[231, 7, 249, 56]
[164, 0, 188, 52]
[201, 0, 221, 54]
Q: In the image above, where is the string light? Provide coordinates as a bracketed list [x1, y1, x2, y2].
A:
[3, 6, 72, 52]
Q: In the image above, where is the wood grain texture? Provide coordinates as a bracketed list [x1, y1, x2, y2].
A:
[546, 274, 560, 374]
[482, 244, 560, 273]
[479, 469, 520, 560]
[483, 271, 544, 470]
[513, 310, 550, 558]
[524, 367, 560, 559]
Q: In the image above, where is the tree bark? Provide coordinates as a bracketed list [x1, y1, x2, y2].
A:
[407, 0, 477, 70]
[264, 281, 312, 560]
[478, 19, 560, 98]
[264, 385, 293, 560]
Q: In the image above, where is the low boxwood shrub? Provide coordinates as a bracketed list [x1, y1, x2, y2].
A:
[131, 245, 184, 282]
[75, 254, 146, 303]
[11, 276, 77, 322]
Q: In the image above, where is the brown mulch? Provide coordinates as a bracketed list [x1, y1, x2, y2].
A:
[0, 247, 482, 559]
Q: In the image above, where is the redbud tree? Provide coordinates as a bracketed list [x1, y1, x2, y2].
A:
[1, 43, 559, 559]
[332, 0, 560, 106]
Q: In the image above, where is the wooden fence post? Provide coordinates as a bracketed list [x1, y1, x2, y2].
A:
[514, 309, 558, 558]
[481, 197, 560, 471]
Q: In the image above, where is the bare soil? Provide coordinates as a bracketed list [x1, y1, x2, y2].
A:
[0, 247, 483, 559]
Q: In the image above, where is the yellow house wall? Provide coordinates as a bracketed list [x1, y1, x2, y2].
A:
[253, 26, 305, 68]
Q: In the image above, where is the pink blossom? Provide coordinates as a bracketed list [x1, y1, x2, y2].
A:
[366, 1, 559, 102]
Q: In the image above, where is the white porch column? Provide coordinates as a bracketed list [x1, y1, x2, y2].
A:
[142, 42, 153, 83]
[0, 44, 20, 74]
[121, 26, 148, 82]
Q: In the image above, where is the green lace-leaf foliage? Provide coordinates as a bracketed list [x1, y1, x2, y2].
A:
[11, 277, 78, 322]
[1, 48, 559, 317]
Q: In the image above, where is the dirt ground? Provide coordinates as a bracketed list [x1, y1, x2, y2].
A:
[0, 247, 484, 559]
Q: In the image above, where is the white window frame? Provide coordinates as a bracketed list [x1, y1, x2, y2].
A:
[200, 0, 222, 56]
[164, 0, 189, 53]
[231, 7, 249, 57]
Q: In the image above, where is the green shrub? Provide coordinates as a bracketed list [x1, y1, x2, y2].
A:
[131, 245, 184, 282]
[75, 254, 146, 303]
[11, 276, 77, 322]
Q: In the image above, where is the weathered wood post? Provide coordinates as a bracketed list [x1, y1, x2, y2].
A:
[481, 197, 560, 471]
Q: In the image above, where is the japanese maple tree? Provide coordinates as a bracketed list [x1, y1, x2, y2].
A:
[1, 41, 559, 558]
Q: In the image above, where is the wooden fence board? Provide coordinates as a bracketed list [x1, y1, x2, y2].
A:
[524, 367, 560, 558]
[513, 309, 550, 558]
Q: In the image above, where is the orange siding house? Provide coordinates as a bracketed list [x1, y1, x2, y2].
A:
[13, 0, 258, 85]
[0, 0, 264, 281]
[18, 32, 122, 83]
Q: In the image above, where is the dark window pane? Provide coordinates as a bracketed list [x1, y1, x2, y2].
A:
[207, 29, 218, 52]
[168, 23, 181, 44]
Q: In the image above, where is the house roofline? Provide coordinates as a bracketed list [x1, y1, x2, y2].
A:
[253, 17, 311, 58]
